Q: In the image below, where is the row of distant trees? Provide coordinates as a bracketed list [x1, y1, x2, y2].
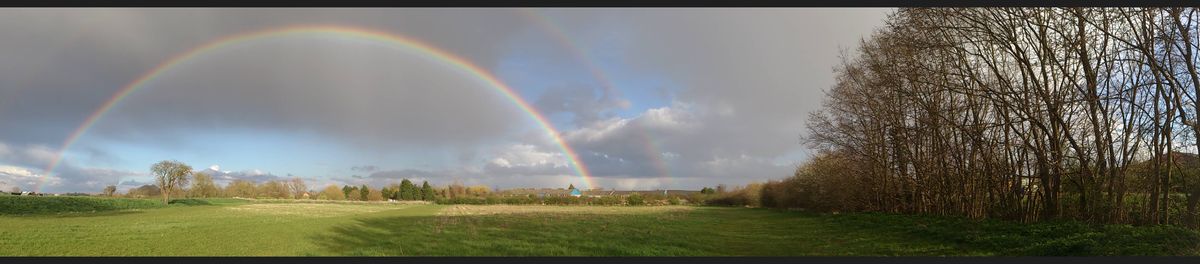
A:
[762, 7, 1200, 228]
[102, 160, 737, 207]
[106, 160, 525, 203]
[312, 179, 438, 201]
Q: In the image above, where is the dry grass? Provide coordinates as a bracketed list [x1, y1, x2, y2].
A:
[437, 205, 693, 216]
[225, 203, 411, 218]
[243, 198, 433, 205]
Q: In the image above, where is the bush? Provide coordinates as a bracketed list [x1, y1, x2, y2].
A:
[758, 151, 856, 211]
[436, 197, 488, 205]
[627, 194, 645, 206]
[592, 195, 623, 206]
[484, 196, 502, 205]
[501, 195, 538, 205]
[706, 183, 764, 207]
[668, 196, 681, 205]
[167, 199, 213, 206]
[543, 196, 584, 205]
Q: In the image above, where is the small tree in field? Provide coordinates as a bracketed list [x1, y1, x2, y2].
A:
[367, 188, 384, 201]
[150, 160, 192, 205]
[287, 177, 307, 199]
[102, 185, 117, 197]
[380, 187, 393, 200]
[399, 179, 416, 200]
[189, 172, 220, 198]
[347, 189, 362, 201]
[360, 184, 371, 201]
[319, 185, 345, 200]
[421, 181, 434, 201]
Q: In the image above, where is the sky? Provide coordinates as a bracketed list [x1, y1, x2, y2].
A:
[0, 8, 892, 193]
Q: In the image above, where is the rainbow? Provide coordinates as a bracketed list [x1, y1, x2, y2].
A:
[519, 9, 675, 189]
[36, 25, 594, 192]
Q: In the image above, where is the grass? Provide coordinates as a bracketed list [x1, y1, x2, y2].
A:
[0, 200, 1197, 256]
[0, 196, 165, 215]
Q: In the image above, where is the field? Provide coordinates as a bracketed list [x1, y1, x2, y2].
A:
[1, 196, 1199, 256]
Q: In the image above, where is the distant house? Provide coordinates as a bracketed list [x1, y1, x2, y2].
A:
[569, 188, 582, 197]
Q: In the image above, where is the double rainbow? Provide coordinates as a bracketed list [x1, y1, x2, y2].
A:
[519, 9, 674, 189]
[37, 25, 595, 192]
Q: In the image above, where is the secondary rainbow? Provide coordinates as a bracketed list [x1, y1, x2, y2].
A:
[519, 9, 675, 189]
[37, 25, 595, 192]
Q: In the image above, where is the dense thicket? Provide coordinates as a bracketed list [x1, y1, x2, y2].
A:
[792, 8, 1200, 228]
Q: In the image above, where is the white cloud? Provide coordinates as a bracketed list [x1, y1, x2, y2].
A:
[489, 144, 569, 168]
[563, 118, 631, 143]
[0, 165, 38, 178]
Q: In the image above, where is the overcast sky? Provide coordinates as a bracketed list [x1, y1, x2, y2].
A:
[0, 8, 892, 193]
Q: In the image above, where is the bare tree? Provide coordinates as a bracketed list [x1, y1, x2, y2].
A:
[102, 185, 117, 197]
[287, 177, 307, 199]
[150, 160, 193, 205]
[798, 7, 1200, 228]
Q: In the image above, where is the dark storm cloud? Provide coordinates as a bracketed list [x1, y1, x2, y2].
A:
[0, 8, 536, 150]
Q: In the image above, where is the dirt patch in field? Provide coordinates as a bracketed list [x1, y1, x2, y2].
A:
[225, 203, 403, 218]
[437, 205, 694, 216]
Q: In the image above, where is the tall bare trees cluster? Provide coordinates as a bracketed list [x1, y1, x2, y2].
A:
[804, 8, 1200, 227]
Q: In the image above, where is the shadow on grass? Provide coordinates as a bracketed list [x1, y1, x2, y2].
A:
[304, 206, 1199, 256]
[167, 199, 214, 206]
[0, 196, 227, 217]
[48, 209, 148, 218]
[785, 210, 1200, 256]
[307, 209, 714, 256]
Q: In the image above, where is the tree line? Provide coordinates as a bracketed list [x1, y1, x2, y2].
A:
[109, 160, 726, 207]
[111, 160, 493, 203]
[772, 8, 1200, 228]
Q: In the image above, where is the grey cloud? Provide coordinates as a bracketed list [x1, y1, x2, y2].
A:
[533, 83, 626, 126]
[482, 161, 575, 177]
[350, 165, 378, 172]
[367, 169, 452, 180]
[196, 167, 285, 185]
[0, 8, 538, 151]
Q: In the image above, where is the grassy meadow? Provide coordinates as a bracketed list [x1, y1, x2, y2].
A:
[0, 196, 1198, 256]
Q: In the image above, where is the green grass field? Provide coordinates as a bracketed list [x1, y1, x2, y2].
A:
[1, 196, 1198, 256]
